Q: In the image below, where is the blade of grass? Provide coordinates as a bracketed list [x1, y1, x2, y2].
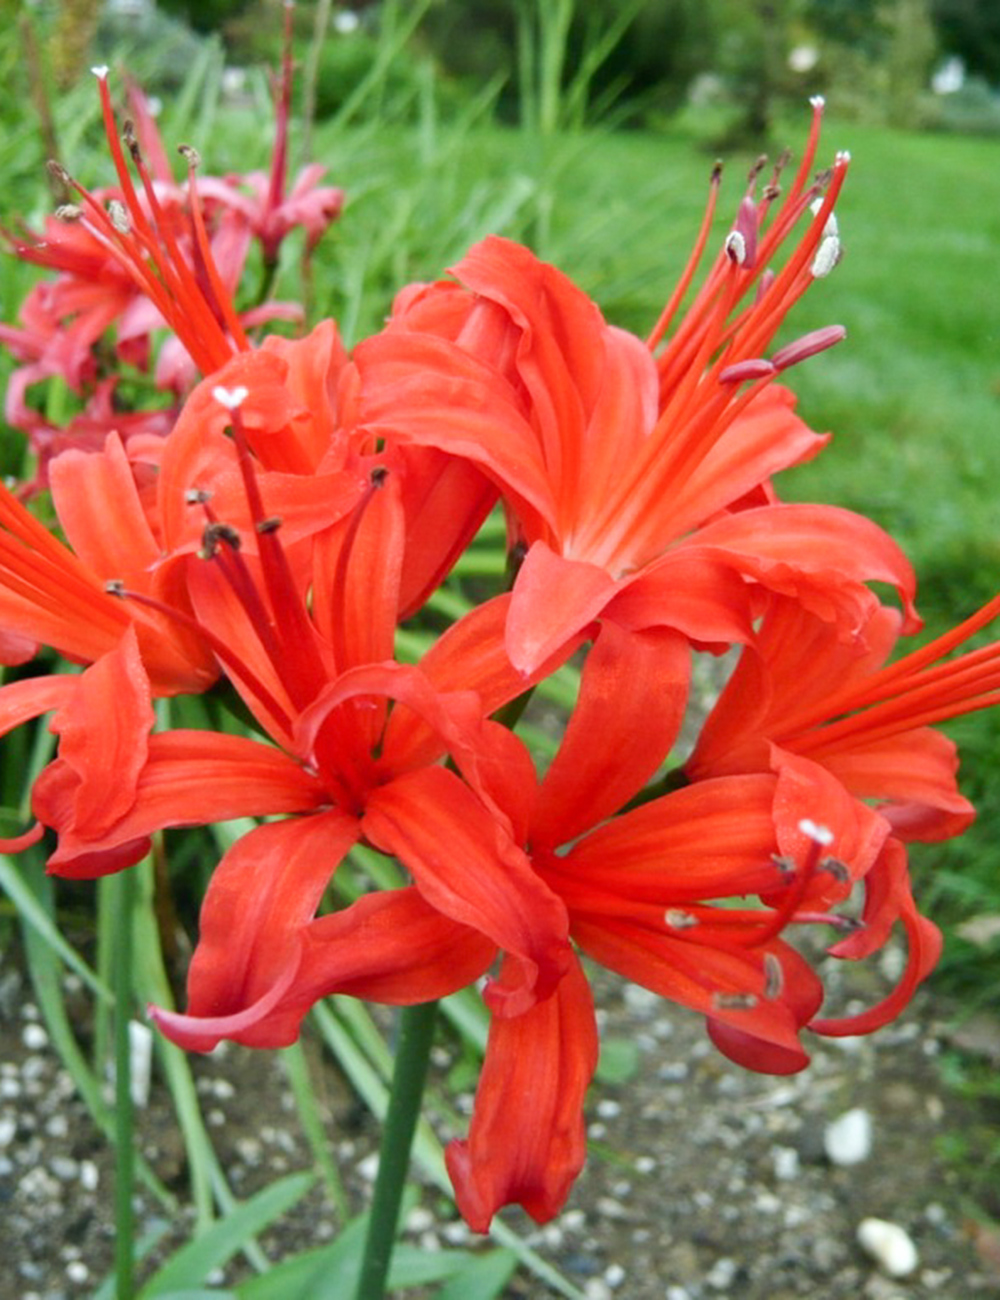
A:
[281, 1040, 350, 1221]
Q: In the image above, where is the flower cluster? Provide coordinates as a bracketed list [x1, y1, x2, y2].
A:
[2, 84, 999, 1233]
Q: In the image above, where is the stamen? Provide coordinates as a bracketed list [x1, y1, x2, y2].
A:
[799, 818, 834, 846]
[54, 204, 83, 222]
[212, 385, 250, 411]
[772, 324, 846, 370]
[713, 992, 758, 1011]
[763, 952, 784, 999]
[665, 908, 699, 930]
[724, 230, 747, 266]
[107, 200, 130, 234]
[819, 855, 851, 883]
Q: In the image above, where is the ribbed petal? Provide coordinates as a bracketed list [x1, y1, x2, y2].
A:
[180, 809, 359, 1031]
[48, 628, 154, 839]
[551, 774, 781, 905]
[168, 889, 497, 1050]
[693, 504, 920, 637]
[363, 766, 570, 1016]
[36, 731, 325, 878]
[506, 541, 619, 676]
[532, 623, 690, 847]
[445, 952, 597, 1232]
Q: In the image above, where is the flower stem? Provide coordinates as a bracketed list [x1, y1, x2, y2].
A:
[113, 867, 136, 1299]
[354, 1000, 439, 1300]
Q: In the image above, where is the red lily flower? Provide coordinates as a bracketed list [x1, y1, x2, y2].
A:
[355, 102, 918, 674]
[30, 388, 572, 1040]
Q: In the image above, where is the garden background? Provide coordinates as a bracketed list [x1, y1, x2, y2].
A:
[0, 0, 999, 1296]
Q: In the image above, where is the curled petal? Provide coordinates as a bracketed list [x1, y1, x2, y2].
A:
[446, 952, 598, 1231]
[363, 767, 570, 1016]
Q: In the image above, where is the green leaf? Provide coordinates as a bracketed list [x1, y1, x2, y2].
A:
[435, 1249, 519, 1300]
[139, 1172, 314, 1297]
[596, 1036, 640, 1084]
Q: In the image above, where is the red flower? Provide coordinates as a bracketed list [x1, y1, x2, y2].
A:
[355, 101, 917, 674]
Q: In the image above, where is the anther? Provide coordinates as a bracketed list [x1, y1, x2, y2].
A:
[819, 855, 851, 883]
[108, 200, 130, 234]
[256, 516, 283, 534]
[200, 521, 241, 558]
[711, 159, 724, 184]
[122, 119, 140, 161]
[47, 160, 72, 186]
[55, 204, 83, 222]
[810, 235, 842, 279]
[809, 94, 826, 110]
[369, 466, 389, 488]
[665, 908, 699, 930]
[105, 579, 126, 598]
[762, 184, 781, 202]
[798, 818, 834, 846]
[177, 143, 201, 168]
[764, 952, 784, 1000]
[184, 488, 213, 505]
[719, 358, 775, 386]
[772, 325, 846, 371]
[91, 65, 110, 79]
[713, 992, 758, 1011]
[212, 384, 249, 411]
[725, 231, 747, 266]
[770, 853, 796, 877]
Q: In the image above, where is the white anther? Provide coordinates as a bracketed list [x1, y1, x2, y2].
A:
[809, 94, 825, 110]
[212, 385, 249, 411]
[724, 231, 747, 265]
[91, 65, 109, 79]
[810, 235, 841, 279]
[835, 149, 852, 165]
[107, 201, 130, 234]
[665, 909, 698, 931]
[798, 818, 834, 846]
[809, 197, 839, 240]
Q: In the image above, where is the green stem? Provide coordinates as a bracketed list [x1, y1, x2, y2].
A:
[113, 867, 137, 1300]
[354, 1000, 439, 1300]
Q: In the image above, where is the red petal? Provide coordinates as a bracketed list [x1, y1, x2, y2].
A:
[363, 766, 570, 1016]
[36, 730, 325, 878]
[506, 541, 618, 675]
[182, 809, 359, 1024]
[532, 623, 690, 847]
[446, 952, 598, 1231]
[49, 628, 154, 838]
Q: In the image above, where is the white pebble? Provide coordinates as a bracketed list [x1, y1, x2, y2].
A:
[666, 1289, 691, 1300]
[597, 1099, 622, 1119]
[22, 1023, 49, 1051]
[406, 1206, 434, 1233]
[857, 1217, 919, 1277]
[773, 1145, 800, 1180]
[0, 1117, 16, 1148]
[604, 1262, 626, 1288]
[80, 1160, 99, 1191]
[357, 1153, 380, 1182]
[66, 1260, 89, 1284]
[706, 1257, 738, 1289]
[824, 1107, 872, 1165]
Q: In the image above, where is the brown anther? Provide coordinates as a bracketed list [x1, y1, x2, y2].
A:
[762, 184, 781, 202]
[763, 952, 784, 1000]
[47, 160, 72, 186]
[712, 992, 758, 1011]
[123, 119, 140, 160]
[748, 153, 768, 182]
[820, 856, 851, 883]
[369, 466, 389, 488]
[200, 521, 241, 558]
[711, 160, 724, 184]
[256, 516, 283, 534]
[770, 853, 795, 877]
[177, 143, 201, 168]
[105, 579, 126, 598]
[829, 915, 865, 934]
[55, 204, 83, 222]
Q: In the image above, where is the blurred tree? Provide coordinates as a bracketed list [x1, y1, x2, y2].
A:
[931, 0, 1000, 83]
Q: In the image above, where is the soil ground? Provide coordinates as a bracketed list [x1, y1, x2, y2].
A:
[1, 944, 999, 1300]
